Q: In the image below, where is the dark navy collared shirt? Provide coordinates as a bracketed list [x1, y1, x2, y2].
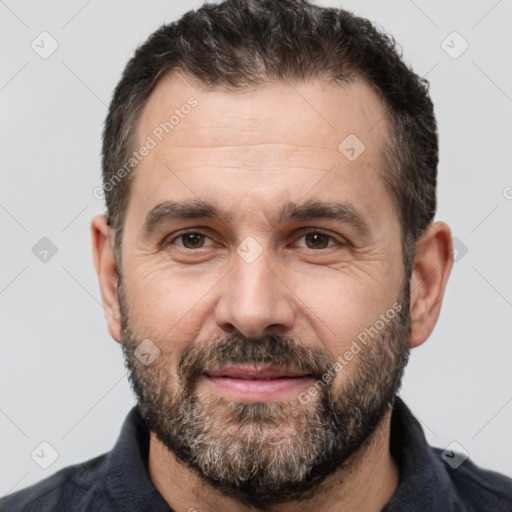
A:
[1, 397, 511, 511]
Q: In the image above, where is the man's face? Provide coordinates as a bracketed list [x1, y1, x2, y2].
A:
[116, 73, 410, 506]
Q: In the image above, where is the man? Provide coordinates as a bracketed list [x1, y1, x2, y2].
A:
[1, 0, 511, 510]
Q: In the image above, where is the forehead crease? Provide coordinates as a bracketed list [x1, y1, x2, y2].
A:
[159, 146, 338, 173]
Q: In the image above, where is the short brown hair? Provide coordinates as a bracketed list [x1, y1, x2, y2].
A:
[102, 0, 437, 272]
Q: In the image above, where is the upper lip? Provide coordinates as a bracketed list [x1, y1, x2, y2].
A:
[205, 365, 311, 380]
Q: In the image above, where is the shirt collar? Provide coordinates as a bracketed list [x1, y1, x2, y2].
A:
[106, 406, 172, 511]
[383, 396, 457, 512]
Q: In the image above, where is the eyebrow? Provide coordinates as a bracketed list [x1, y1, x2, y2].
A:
[142, 199, 233, 236]
[275, 200, 370, 237]
[141, 198, 371, 238]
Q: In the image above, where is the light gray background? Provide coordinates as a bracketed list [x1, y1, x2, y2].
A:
[1, 0, 511, 497]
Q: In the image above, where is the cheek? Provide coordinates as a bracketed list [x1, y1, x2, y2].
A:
[291, 268, 401, 355]
[123, 262, 218, 344]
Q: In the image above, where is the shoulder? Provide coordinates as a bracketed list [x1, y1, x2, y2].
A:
[430, 446, 512, 511]
[0, 452, 111, 512]
[387, 398, 512, 511]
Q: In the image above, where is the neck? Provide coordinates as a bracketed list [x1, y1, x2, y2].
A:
[148, 410, 399, 512]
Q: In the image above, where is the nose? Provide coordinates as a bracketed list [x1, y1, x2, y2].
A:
[214, 245, 295, 338]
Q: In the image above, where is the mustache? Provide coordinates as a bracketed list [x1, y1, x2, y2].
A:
[177, 335, 335, 384]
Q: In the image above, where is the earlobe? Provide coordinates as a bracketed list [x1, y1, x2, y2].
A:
[91, 215, 123, 343]
[408, 222, 453, 348]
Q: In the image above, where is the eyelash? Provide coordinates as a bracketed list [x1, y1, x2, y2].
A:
[165, 229, 344, 251]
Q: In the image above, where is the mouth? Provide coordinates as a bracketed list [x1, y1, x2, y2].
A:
[203, 365, 314, 401]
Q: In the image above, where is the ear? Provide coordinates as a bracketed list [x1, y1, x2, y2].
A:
[409, 221, 453, 348]
[91, 215, 123, 343]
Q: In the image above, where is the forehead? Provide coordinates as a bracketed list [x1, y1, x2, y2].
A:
[136, 71, 388, 156]
[125, 71, 393, 234]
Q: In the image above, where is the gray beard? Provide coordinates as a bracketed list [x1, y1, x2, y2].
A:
[120, 282, 410, 510]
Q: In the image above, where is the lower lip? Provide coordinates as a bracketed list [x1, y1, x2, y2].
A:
[203, 374, 314, 401]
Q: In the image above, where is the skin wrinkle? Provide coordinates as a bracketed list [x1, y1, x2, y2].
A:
[125, 78, 400, 310]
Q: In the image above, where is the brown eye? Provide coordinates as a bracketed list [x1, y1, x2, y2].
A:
[304, 232, 331, 249]
[181, 233, 205, 248]
[169, 232, 212, 249]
